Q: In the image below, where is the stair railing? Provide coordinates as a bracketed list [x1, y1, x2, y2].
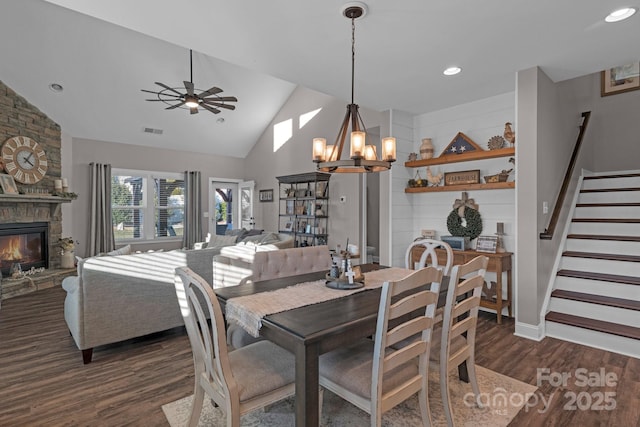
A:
[540, 111, 591, 240]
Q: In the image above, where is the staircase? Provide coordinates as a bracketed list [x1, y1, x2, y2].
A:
[544, 172, 640, 359]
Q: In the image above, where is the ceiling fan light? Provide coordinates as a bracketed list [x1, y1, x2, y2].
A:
[185, 96, 199, 108]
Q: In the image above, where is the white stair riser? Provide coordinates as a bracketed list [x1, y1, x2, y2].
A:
[565, 239, 640, 256]
[554, 276, 639, 300]
[582, 176, 640, 190]
[575, 206, 640, 218]
[578, 191, 640, 204]
[545, 321, 640, 359]
[569, 222, 640, 236]
[548, 299, 638, 327]
[560, 257, 640, 277]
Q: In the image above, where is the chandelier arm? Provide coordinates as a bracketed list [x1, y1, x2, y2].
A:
[334, 107, 352, 160]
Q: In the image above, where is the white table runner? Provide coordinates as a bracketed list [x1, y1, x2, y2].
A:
[225, 267, 414, 337]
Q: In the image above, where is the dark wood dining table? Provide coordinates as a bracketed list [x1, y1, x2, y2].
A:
[214, 264, 466, 427]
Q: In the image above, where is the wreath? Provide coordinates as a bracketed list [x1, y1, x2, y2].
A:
[447, 207, 483, 239]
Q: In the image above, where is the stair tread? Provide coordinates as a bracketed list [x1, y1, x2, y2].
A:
[557, 269, 640, 286]
[551, 289, 640, 311]
[583, 173, 640, 180]
[576, 202, 640, 207]
[567, 234, 640, 242]
[562, 251, 640, 263]
[572, 218, 640, 223]
[546, 311, 640, 340]
[580, 187, 640, 193]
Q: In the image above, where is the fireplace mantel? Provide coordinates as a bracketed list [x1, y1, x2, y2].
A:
[0, 194, 74, 204]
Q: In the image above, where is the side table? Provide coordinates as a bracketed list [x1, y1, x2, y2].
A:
[411, 247, 513, 324]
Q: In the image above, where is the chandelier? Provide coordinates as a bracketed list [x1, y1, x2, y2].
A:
[312, 2, 396, 173]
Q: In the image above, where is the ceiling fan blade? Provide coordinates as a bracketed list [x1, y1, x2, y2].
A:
[183, 81, 195, 96]
[204, 96, 237, 102]
[198, 86, 223, 97]
[155, 82, 183, 97]
[165, 101, 186, 110]
[204, 102, 235, 111]
[190, 107, 199, 115]
[200, 103, 221, 114]
[142, 89, 181, 97]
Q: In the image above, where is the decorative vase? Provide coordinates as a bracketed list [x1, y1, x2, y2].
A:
[420, 138, 434, 160]
[61, 250, 75, 269]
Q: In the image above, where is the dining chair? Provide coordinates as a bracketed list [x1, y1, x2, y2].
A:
[439, 255, 488, 427]
[174, 267, 295, 427]
[405, 238, 454, 276]
[318, 266, 443, 427]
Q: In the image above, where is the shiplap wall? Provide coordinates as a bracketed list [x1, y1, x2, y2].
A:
[392, 92, 516, 306]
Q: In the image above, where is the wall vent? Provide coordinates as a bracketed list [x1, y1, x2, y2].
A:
[143, 127, 163, 135]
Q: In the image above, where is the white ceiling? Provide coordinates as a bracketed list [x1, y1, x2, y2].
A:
[2, 1, 639, 158]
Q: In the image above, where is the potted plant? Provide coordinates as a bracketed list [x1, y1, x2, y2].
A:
[58, 237, 78, 269]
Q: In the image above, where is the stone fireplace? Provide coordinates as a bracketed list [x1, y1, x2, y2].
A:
[0, 80, 74, 299]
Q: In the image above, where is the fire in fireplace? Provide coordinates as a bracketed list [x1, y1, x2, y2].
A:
[0, 222, 49, 276]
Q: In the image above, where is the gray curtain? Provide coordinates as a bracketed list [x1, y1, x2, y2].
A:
[182, 171, 202, 249]
[88, 163, 115, 256]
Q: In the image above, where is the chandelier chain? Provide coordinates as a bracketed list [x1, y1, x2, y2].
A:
[351, 16, 356, 105]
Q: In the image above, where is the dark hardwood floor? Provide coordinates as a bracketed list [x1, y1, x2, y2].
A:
[0, 286, 638, 426]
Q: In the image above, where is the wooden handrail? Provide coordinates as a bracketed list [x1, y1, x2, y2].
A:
[540, 111, 591, 240]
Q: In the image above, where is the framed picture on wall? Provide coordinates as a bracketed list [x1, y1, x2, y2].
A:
[601, 62, 640, 96]
[0, 173, 18, 194]
[259, 189, 274, 202]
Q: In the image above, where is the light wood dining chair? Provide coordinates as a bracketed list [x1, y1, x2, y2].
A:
[174, 267, 295, 427]
[439, 255, 488, 427]
[319, 266, 443, 427]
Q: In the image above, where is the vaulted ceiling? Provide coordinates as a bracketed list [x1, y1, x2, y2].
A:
[1, 1, 638, 157]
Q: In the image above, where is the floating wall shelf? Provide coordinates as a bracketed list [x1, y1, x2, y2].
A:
[405, 147, 515, 167]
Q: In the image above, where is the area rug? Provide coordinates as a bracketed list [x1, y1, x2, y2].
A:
[163, 365, 536, 426]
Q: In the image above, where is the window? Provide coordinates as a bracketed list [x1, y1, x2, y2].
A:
[111, 169, 185, 242]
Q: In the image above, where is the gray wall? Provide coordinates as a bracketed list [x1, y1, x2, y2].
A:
[69, 138, 245, 256]
[515, 66, 640, 336]
[243, 85, 383, 251]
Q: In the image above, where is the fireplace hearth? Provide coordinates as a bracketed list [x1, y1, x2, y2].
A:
[0, 222, 49, 276]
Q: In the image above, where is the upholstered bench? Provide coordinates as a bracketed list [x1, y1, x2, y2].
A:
[222, 245, 333, 348]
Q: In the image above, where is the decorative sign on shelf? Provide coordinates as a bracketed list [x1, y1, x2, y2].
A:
[444, 169, 480, 186]
[476, 235, 498, 253]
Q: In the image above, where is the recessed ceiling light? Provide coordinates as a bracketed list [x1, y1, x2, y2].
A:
[49, 83, 63, 92]
[605, 7, 637, 22]
[216, 118, 225, 124]
[443, 67, 462, 76]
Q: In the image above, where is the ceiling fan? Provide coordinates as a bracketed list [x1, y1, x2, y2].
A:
[142, 49, 237, 115]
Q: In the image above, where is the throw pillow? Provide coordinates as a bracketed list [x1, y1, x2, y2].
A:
[193, 241, 208, 250]
[259, 232, 280, 245]
[208, 234, 240, 247]
[107, 244, 132, 256]
[244, 228, 264, 237]
[225, 227, 249, 242]
[240, 234, 264, 244]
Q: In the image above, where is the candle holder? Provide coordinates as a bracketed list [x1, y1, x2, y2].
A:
[495, 222, 506, 253]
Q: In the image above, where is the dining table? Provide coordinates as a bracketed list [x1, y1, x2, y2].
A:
[214, 264, 468, 427]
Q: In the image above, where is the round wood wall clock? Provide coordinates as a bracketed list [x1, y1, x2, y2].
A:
[1, 136, 49, 184]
